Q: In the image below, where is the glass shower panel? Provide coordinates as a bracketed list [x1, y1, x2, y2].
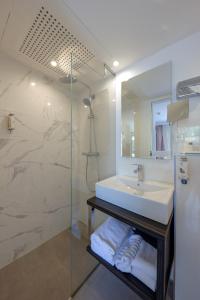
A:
[70, 54, 116, 296]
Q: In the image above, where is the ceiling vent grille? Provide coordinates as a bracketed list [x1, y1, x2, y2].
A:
[19, 6, 95, 76]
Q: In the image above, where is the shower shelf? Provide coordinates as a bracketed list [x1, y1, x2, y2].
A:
[87, 196, 174, 300]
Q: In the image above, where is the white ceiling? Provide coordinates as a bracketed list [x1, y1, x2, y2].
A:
[1, 0, 200, 81]
[0, 0, 109, 85]
[64, 0, 200, 70]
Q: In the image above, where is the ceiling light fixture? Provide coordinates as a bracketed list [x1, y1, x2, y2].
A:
[113, 60, 119, 67]
[50, 60, 57, 67]
[30, 82, 36, 87]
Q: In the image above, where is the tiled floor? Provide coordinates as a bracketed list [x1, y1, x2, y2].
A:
[0, 229, 173, 300]
[0, 230, 95, 300]
[74, 265, 142, 300]
[74, 265, 174, 300]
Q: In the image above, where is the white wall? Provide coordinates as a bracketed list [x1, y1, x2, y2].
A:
[0, 52, 74, 269]
[116, 31, 200, 183]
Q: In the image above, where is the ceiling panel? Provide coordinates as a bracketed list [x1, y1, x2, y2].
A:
[1, 0, 200, 82]
[0, 0, 108, 84]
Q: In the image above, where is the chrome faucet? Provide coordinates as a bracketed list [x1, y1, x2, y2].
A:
[132, 164, 144, 182]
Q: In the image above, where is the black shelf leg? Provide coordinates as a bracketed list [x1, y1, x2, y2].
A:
[88, 206, 95, 237]
[157, 239, 166, 300]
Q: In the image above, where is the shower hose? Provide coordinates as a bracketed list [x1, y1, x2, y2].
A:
[85, 154, 99, 193]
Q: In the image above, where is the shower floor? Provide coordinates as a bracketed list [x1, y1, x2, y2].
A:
[0, 229, 95, 300]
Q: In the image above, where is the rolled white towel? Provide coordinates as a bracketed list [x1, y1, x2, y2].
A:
[131, 240, 157, 291]
[114, 234, 143, 273]
[91, 217, 131, 265]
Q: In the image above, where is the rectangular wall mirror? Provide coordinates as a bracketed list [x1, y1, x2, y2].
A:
[121, 62, 172, 159]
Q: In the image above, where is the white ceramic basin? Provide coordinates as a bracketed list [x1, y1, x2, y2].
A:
[95, 176, 174, 225]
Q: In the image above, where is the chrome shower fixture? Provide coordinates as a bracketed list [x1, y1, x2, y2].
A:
[83, 97, 91, 107]
[59, 75, 77, 84]
[83, 95, 95, 106]
[82, 96, 95, 118]
[59, 74, 93, 96]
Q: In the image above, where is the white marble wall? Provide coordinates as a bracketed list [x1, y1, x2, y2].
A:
[0, 52, 74, 269]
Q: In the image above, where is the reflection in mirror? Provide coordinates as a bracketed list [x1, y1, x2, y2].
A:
[167, 99, 189, 123]
[121, 63, 172, 159]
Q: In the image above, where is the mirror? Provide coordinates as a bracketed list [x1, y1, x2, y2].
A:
[121, 63, 172, 159]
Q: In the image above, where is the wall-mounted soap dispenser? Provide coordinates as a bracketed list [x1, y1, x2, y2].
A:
[177, 156, 189, 184]
[7, 113, 15, 133]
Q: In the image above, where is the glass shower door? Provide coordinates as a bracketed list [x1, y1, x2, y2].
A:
[69, 54, 116, 296]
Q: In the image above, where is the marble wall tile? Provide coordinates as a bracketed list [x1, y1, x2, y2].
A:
[0, 52, 74, 269]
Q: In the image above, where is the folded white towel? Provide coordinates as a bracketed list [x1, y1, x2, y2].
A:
[91, 217, 131, 265]
[132, 266, 157, 291]
[131, 240, 157, 291]
[114, 234, 143, 273]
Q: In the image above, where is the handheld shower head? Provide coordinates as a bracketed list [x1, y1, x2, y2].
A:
[83, 97, 91, 107]
[83, 97, 94, 118]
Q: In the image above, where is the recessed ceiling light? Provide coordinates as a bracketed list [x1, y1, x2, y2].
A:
[50, 60, 57, 67]
[47, 102, 51, 106]
[30, 82, 36, 87]
[113, 60, 119, 67]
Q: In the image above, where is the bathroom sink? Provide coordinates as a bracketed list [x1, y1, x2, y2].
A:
[118, 177, 167, 193]
[95, 176, 174, 225]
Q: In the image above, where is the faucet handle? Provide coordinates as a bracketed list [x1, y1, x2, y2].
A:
[131, 164, 144, 181]
[131, 163, 140, 174]
[131, 163, 143, 169]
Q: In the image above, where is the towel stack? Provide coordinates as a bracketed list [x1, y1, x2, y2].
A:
[90, 217, 157, 291]
[131, 240, 157, 291]
[91, 217, 131, 266]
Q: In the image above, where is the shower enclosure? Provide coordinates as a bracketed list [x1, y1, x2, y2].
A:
[0, 51, 115, 300]
[68, 54, 116, 297]
[0, 2, 116, 296]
